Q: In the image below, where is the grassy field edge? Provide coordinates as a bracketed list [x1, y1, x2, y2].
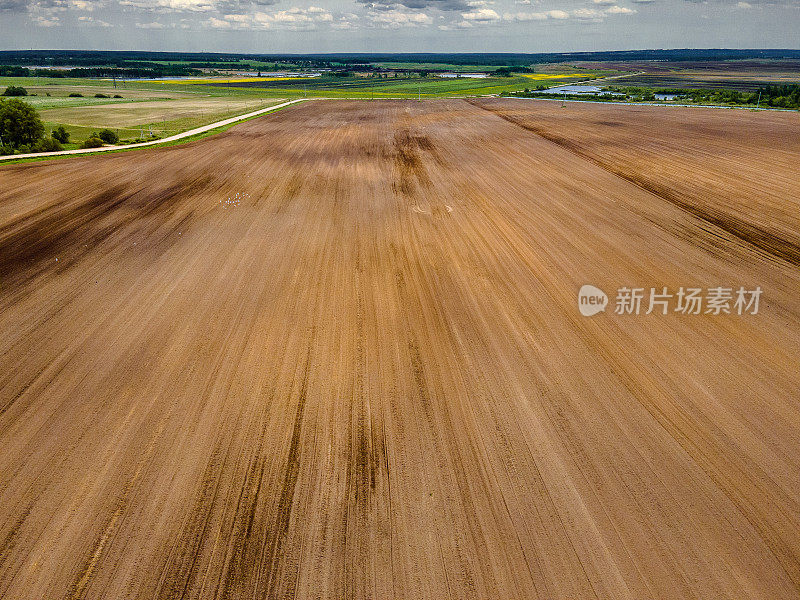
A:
[0, 100, 303, 166]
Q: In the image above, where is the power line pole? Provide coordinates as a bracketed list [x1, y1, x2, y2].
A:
[756, 90, 761, 110]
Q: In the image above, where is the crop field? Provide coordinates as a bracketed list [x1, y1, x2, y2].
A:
[0, 76, 287, 145]
[38, 97, 284, 140]
[201, 73, 604, 97]
[575, 60, 800, 91]
[163, 76, 314, 85]
[1, 99, 799, 599]
[0, 77, 198, 102]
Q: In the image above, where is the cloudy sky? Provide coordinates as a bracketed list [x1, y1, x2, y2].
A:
[1, 0, 798, 52]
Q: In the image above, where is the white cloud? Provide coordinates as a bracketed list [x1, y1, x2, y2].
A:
[327, 10, 359, 28]
[15, 0, 637, 34]
[268, 7, 333, 26]
[33, 13, 59, 25]
[504, 8, 571, 19]
[505, 5, 633, 21]
[369, 10, 433, 26]
[360, 0, 470, 12]
[572, 7, 601, 17]
[161, 0, 214, 9]
[331, 11, 359, 28]
[78, 14, 113, 24]
[504, 9, 546, 19]
[460, 6, 499, 20]
[736, 1, 752, 7]
[121, 0, 215, 12]
[222, 11, 249, 21]
[204, 6, 337, 29]
[25, 0, 109, 13]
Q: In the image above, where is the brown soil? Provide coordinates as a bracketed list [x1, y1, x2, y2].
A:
[1, 99, 799, 599]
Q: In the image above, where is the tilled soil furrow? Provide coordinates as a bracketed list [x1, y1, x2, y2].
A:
[0, 99, 798, 599]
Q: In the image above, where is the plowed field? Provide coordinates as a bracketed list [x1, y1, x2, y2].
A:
[1, 99, 799, 599]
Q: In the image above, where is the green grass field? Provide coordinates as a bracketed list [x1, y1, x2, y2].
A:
[1, 76, 288, 144]
[0, 100, 302, 164]
[36, 97, 283, 142]
[2, 69, 609, 101]
[193, 72, 610, 98]
[372, 62, 509, 72]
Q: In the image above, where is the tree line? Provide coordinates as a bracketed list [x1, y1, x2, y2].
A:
[0, 91, 119, 155]
[0, 65, 201, 79]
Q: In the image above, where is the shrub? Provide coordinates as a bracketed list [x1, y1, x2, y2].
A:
[81, 136, 104, 149]
[2, 85, 28, 97]
[0, 98, 45, 149]
[95, 93, 109, 98]
[68, 92, 83, 98]
[113, 94, 123, 98]
[97, 128, 119, 144]
[34, 137, 63, 152]
[52, 125, 70, 144]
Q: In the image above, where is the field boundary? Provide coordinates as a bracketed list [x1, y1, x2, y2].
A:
[0, 98, 305, 163]
[504, 95, 800, 112]
[470, 98, 800, 266]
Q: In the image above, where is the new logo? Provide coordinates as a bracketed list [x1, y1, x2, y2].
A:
[578, 285, 608, 317]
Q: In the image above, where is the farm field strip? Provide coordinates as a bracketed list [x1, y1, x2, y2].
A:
[0, 99, 799, 599]
[194, 73, 609, 98]
[0, 98, 302, 161]
[0, 77, 289, 146]
[37, 97, 286, 143]
[473, 98, 800, 265]
[38, 98, 284, 128]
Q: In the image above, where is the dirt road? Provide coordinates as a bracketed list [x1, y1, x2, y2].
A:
[0, 99, 300, 162]
[1, 99, 799, 599]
